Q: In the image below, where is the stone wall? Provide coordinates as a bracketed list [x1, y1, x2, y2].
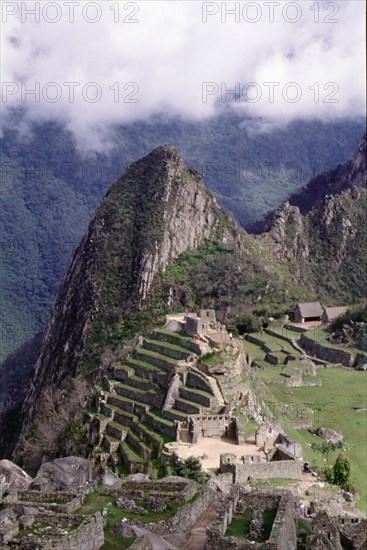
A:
[131, 361, 168, 386]
[187, 415, 239, 442]
[135, 350, 175, 372]
[119, 444, 145, 474]
[180, 387, 212, 407]
[6, 512, 104, 549]
[268, 491, 297, 549]
[234, 460, 302, 482]
[117, 487, 215, 541]
[185, 315, 202, 336]
[186, 370, 212, 393]
[255, 423, 283, 449]
[206, 490, 297, 550]
[245, 334, 266, 348]
[114, 384, 164, 408]
[164, 487, 216, 535]
[143, 340, 191, 360]
[145, 413, 177, 438]
[153, 330, 202, 355]
[234, 417, 245, 445]
[292, 419, 313, 430]
[162, 374, 181, 412]
[299, 335, 355, 367]
[115, 478, 197, 504]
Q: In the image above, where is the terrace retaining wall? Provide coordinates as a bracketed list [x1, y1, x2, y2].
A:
[299, 335, 355, 367]
[234, 461, 302, 483]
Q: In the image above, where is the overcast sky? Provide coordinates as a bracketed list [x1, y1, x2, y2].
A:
[1, 0, 365, 148]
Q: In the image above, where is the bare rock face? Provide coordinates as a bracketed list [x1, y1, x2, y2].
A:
[31, 457, 92, 491]
[97, 469, 122, 487]
[0, 460, 32, 491]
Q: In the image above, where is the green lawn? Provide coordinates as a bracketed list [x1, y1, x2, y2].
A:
[243, 340, 267, 359]
[269, 326, 304, 340]
[201, 351, 223, 367]
[257, 366, 367, 510]
[225, 508, 277, 541]
[249, 332, 297, 353]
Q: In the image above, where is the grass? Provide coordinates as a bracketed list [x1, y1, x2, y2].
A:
[145, 338, 192, 354]
[249, 332, 297, 354]
[256, 366, 367, 510]
[155, 328, 196, 342]
[147, 410, 175, 427]
[76, 491, 179, 549]
[225, 508, 277, 541]
[225, 509, 252, 537]
[243, 340, 267, 359]
[200, 351, 223, 367]
[263, 509, 277, 540]
[271, 326, 304, 339]
[306, 328, 367, 355]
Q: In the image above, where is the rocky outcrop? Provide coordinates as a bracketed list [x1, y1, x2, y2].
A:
[31, 457, 92, 491]
[0, 460, 32, 492]
[251, 134, 367, 296]
[311, 427, 343, 444]
[329, 321, 367, 351]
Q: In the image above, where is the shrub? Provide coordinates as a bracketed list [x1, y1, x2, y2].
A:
[231, 313, 261, 335]
[172, 456, 208, 485]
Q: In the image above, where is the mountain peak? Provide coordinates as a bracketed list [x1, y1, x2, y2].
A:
[15, 146, 234, 453]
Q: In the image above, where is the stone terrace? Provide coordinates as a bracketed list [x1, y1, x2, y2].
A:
[92, 328, 222, 473]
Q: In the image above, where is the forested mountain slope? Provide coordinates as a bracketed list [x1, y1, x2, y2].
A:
[0, 115, 364, 360]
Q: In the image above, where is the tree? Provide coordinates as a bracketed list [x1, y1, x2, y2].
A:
[230, 313, 261, 335]
[333, 453, 351, 490]
[172, 456, 208, 485]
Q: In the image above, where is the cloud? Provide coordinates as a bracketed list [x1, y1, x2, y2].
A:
[1, 0, 365, 148]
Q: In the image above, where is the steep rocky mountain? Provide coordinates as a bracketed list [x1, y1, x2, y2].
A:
[262, 134, 366, 299]
[1, 116, 364, 362]
[3, 142, 366, 469]
[10, 146, 239, 466]
[250, 134, 366, 232]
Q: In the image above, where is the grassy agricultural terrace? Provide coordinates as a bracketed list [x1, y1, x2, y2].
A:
[92, 328, 217, 476]
[243, 327, 367, 511]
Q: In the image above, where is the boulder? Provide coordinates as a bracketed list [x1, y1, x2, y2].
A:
[0, 460, 32, 491]
[314, 427, 343, 443]
[0, 508, 16, 526]
[125, 473, 149, 482]
[116, 520, 137, 538]
[98, 469, 122, 487]
[31, 456, 92, 491]
[164, 319, 185, 332]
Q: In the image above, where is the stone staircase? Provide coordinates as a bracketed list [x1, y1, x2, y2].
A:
[94, 328, 222, 473]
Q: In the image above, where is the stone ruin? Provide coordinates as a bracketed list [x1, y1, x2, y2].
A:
[0, 458, 104, 549]
[306, 510, 367, 549]
[187, 413, 244, 444]
[206, 487, 298, 549]
[166, 308, 227, 340]
[218, 422, 304, 483]
[249, 509, 263, 539]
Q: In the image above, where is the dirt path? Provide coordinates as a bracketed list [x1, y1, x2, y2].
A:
[186, 498, 222, 550]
